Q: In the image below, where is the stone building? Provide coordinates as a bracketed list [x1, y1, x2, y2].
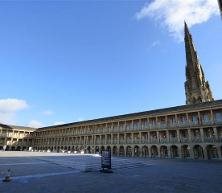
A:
[184, 22, 213, 104]
[0, 23, 221, 160]
[0, 123, 35, 151]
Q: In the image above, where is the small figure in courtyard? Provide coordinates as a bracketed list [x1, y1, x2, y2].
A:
[2, 169, 12, 182]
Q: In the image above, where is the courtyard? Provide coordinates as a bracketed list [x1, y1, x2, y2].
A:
[0, 152, 221, 193]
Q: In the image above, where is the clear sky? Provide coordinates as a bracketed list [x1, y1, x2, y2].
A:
[0, 0, 221, 127]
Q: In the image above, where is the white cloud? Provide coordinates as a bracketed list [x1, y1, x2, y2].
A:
[42, 110, 54, 116]
[53, 121, 65, 125]
[0, 98, 28, 113]
[27, 120, 44, 128]
[136, 0, 219, 41]
[0, 98, 28, 124]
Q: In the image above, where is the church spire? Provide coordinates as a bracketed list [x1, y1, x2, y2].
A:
[184, 22, 214, 105]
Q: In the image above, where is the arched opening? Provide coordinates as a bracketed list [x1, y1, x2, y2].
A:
[101, 146, 105, 153]
[193, 145, 204, 159]
[181, 145, 190, 158]
[126, 146, 132, 157]
[160, 146, 168, 158]
[11, 146, 15, 151]
[150, 145, 158, 158]
[0, 146, 3, 150]
[142, 146, 149, 157]
[119, 146, 125, 156]
[134, 146, 140, 157]
[95, 146, 100, 154]
[76, 146, 80, 152]
[206, 145, 218, 159]
[170, 145, 178, 158]
[113, 146, 118, 156]
[86, 146, 90, 153]
[57, 146, 60, 152]
[106, 146, 111, 152]
[16, 146, 21, 151]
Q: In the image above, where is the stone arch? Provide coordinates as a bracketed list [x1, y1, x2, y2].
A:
[76, 146, 80, 152]
[126, 146, 132, 157]
[206, 145, 218, 159]
[160, 145, 168, 158]
[95, 146, 100, 154]
[150, 145, 158, 158]
[113, 146, 118, 156]
[119, 146, 125, 156]
[101, 146, 105, 152]
[142, 146, 149, 157]
[16, 146, 21, 151]
[193, 145, 204, 159]
[170, 145, 178, 158]
[134, 145, 140, 157]
[87, 146, 91, 153]
[106, 146, 111, 152]
[181, 145, 190, 158]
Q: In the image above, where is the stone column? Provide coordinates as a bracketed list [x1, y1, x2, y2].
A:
[188, 146, 194, 159]
[105, 134, 107, 145]
[117, 133, 120, 145]
[166, 130, 169, 143]
[111, 134, 113, 145]
[167, 145, 171, 158]
[156, 131, 160, 143]
[157, 146, 161, 158]
[177, 130, 180, 143]
[188, 129, 192, 142]
[216, 146, 222, 159]
[200, 128, 204, 142]
[213, 127, 218, 141]
[203, 146, 208, 160]
[177, 145, 182, 158]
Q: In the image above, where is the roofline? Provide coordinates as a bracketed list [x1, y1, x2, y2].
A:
[0, 123, 36, 131]
[38, 99, 222, 130]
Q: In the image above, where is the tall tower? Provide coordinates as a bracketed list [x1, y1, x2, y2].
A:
[184, 22, 214, 105]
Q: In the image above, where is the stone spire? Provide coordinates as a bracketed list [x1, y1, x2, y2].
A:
[184, 22, 214, 105]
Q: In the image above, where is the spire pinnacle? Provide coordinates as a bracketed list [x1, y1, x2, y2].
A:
[184, 22, 214, 104]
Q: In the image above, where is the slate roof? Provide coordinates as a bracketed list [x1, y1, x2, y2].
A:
[38, 99, 222, 130]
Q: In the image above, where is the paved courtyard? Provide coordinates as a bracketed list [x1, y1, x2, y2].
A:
[0, 151, 222, 193]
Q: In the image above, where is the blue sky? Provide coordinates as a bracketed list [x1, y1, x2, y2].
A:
[0, 0, 221, 127]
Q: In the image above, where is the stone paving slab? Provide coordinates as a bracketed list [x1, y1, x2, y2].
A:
[0, 151, 221, 193]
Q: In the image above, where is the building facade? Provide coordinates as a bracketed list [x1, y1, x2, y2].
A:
[0, 23, 221, 160]
[32, 100, 222, 160]
[0, 124, 35, 151]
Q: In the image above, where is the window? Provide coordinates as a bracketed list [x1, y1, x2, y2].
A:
[215, 112, 222, 122]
